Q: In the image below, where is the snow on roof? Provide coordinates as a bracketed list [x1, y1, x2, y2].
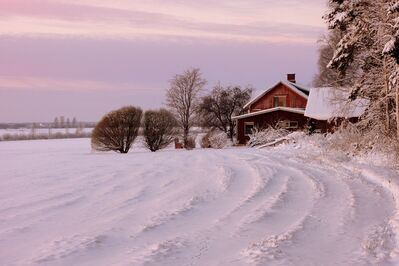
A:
[243, 81, 309, 109]
[232, 107, 305, 120]
[304, 87, 369, 120]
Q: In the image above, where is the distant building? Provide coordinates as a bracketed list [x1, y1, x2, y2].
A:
[233, 75, 368, 144]
[233, 74, 309, 144]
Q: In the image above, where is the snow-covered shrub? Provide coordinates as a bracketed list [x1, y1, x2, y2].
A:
[324, 123, 363, 155]
[201, 131, 232, 149]
[208, 132, 232, 149]
[324, 123, 399, 163]
[248, 127, 289, 147]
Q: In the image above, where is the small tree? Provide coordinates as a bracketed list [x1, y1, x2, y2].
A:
[199, 84, 252, 140]
[72, 117, 77, 128]
[31, 123, 37, 137]
[53, 117, 59, 128]
[91, 106, 142, 153]
[166, 68, 207, 149]
[60, 116, 65, 128]
[66, 118, 71, 134]
[143, 109, 177, 152]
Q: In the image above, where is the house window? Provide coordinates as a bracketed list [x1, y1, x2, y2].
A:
[244, 122, 255, 136]
[289, 121, 298, 128]
[277, 120, 289, 128]
[277, 120, 298, 129]
[273, 96, 287, 107]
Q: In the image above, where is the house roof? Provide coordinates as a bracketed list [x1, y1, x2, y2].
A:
[232, 107, 305, 120]
[304, 87, 369, 120]
[243, 80, 309, 109]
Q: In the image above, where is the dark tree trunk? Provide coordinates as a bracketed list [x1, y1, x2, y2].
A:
[183, 127, 189, 148]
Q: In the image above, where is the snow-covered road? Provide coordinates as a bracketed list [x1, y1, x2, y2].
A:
[0, 139, 398, 265]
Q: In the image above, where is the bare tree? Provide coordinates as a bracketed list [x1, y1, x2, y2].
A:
[166, 68, 207, 148]
[66, 118, 71, 134]
[143, 109, 177, 152]
[60, 116, 65, 128]
[72, 117, 77, 128]
[199, 84, 252, 140]
[31, 123, 37, 137]
[53, 117, 59, 128]
[91, 106, 143, 153]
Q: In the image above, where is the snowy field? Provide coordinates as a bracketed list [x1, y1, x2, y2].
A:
[1, 138, 399, 265]
[0, 128, 92, 137]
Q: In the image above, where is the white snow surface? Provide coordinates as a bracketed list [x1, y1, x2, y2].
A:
[0, 128, 92, 137]
[1, 138, 399, 265]
[305, 87, 369, 120]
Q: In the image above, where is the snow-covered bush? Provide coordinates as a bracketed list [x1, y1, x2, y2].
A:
[248, 127, 289, 147]
[201, 131, 232, 149]
[209, 132, 232, 149]
[324, 123, 363, 154]
[324, 123, 399, 163]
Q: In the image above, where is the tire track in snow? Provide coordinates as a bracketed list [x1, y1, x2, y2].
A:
[241, 152, 395, 266]
[337, 163, 398, 265]
[1, 139, 398, 266]
[154, 151, 321, 265]
[127, 151, 267, 265]
[238, 154, 324, 265]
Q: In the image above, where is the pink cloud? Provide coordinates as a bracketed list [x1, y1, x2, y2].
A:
[0, 0, 324, 44]
[0, 1, 325, 122]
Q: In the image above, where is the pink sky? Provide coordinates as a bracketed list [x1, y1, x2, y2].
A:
[0, 0, 326, 122]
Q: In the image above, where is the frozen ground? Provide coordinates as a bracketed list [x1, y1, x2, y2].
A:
[0, 138, 399, 265]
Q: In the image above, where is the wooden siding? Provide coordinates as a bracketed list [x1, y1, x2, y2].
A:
[236, 110, 308, 144]
[249, 83, 307, 112]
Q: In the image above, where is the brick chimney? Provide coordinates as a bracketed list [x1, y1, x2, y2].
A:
[287, 73, 296, 83]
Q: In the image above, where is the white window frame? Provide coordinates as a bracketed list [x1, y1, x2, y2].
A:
[277, 120, 289, 128]
[277, 120, 298, 129]
[244, 122, 255, 136]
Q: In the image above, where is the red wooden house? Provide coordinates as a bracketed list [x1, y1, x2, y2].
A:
[233, 74, 309, 144]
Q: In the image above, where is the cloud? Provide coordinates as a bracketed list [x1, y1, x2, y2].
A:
[0, 36, 320, 90]
[0, 76, 158, 92]
[0, 1, 325, 122]
[0, 0, 325, 44]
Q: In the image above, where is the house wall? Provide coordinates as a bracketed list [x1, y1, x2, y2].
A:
[236, 111, 308, 144]
[249, 83, 307, 112]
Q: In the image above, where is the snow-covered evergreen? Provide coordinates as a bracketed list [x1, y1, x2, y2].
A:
[324, 0, 399, 145]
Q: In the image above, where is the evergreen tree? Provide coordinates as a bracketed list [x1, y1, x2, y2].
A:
[324, 0, 399, 139]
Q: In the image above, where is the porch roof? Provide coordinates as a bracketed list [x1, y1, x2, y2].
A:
[232, 107, 305, 120]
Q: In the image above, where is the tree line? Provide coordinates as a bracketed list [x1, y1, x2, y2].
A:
[91, 68, 252, 153]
